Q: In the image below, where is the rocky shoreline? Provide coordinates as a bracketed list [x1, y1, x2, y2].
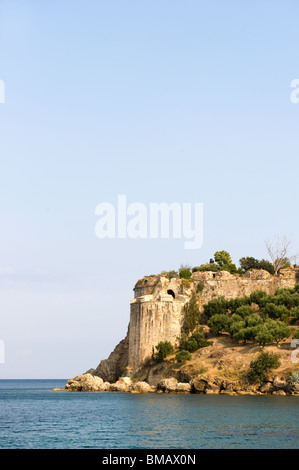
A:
[54, 373, 299, 396]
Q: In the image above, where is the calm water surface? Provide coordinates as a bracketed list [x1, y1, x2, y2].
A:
[0, 380, 298, 449]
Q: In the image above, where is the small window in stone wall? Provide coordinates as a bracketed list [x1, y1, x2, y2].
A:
[167, 289, 175, 299]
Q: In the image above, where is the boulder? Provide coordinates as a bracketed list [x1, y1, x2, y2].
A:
[272, 390, 287, 396]
[221, 380, 237, 393]
[157, 378, 178, 392]
[131, 381, 153, 393]
[259, 382, 274, 394]
[176, 383, 192, 393]
[205, 383, 220, 394]
[118, 377, 133, 387]
[190, 378, 207, 393]
[64, 374, 106, 392]
[110, 379, 132, 392]
[273, 377, 288, 391]
[220, 390, 238, 396]
[290, 384, 299, 395]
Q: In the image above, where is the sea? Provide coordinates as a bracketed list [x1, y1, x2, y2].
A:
[0, 379, 298, 449]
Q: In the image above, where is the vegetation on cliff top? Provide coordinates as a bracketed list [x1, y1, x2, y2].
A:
[159, 236, 298, 278]
[204, 286, 299, 346]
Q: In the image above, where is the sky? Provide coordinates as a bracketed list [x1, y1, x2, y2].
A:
[0, 0, 298, 378]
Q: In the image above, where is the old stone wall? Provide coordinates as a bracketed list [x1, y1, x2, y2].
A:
[193, 268, 297, 309]
[93, 268, 298, 380]
[127, 268, 299, 371]
[128, 294, 184, 369]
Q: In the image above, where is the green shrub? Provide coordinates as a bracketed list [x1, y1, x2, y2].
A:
[245, 313, 263, 328]
[190, 331, 210, 348]
[228, 313, 263, 343]
[263, 319, 291, 344]
[290, 307, 299, 325]
[203, 297, 227, 318]
[289, 293, 299, 308]
[197, 283, 204, 293]
[179, 267, 192, 279]
[248, 352, 281, 384]
[211, 250, 237, 273]
[239, 257, 274, 275]
[160, 270, 178, 279]
[227, 296, 251, 313]
[264, 303, 289, 319]
[180, 331, 210, 352]
[178, 333, 188, 350]
[293, 329, 299, 339]
[175, 350, 192, 364]
[272, 293, 292, 307]
[274, 288, 293, 296]
[253, 325, 274, 346]
[233, 327, 254, 343]
[214, 250, 232, 267]
[249, 290, 269, 308]
[192, 263, 221, 272]
[152, 341, 174, 363]
[186, 338, 199, 352]
[229, 320, 246, 337]
[208, 314, 229, 334]
[235, 305, 254, 318]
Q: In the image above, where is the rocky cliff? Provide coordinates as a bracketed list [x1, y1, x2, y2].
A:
[88, 328, 129, 383]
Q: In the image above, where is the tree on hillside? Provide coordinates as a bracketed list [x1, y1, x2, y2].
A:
[265, 235, 297, 276]
[152, 341, 174, 363]
[239, 257, 274, 275]
[182, 291, 200, 334]
[214, 250, 233, 267]
[248, 352, 280, 384]
[213, 250, 238, 273]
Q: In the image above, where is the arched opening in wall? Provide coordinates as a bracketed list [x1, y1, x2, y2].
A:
[213, 274, 216, 279]
[167, 289, 175, 299]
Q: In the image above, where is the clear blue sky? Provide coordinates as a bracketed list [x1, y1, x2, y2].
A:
[0, 1, 298, 378]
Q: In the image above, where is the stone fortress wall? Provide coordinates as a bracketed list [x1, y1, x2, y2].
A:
[93, 268, 299, 381]
[128, 268, 298, 370]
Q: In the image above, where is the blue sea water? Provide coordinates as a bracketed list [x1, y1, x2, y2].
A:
[0, 380, 298, 449]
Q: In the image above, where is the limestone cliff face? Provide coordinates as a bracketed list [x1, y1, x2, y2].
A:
[91, 268, 298, 382]
[91, 328, 129, 382]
